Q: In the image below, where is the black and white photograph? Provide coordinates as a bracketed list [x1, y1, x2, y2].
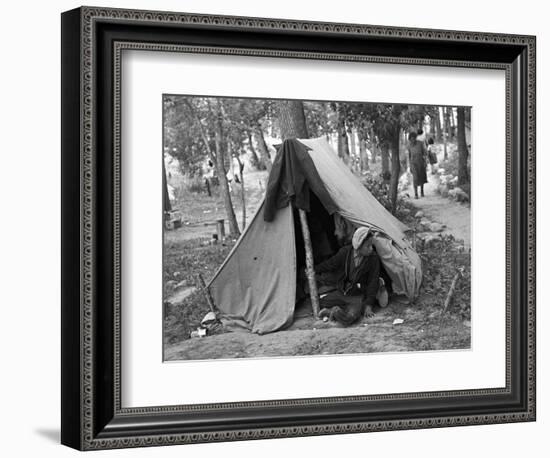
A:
[162, 95, 472, 361]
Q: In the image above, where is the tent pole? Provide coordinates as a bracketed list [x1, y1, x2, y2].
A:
[298, 209, 320, 318]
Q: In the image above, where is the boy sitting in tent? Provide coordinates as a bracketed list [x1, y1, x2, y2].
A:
[315, 227, 388, 325]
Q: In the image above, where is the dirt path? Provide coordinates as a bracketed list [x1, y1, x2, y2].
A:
[407, 174, 471, 248]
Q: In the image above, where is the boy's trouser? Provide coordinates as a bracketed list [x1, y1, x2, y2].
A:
[319, 291, 363, 325]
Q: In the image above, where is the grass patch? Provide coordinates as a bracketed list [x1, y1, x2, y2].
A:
[164, 238, 234, 290]
[164, 238, 234, 345]
[416, 234, 471, 319]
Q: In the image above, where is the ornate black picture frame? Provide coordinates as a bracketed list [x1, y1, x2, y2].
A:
[61, 6, 536, 450]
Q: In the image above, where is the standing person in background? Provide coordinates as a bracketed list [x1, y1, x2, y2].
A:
[427, 137, 438, 174]
[407, 131, 428, 199]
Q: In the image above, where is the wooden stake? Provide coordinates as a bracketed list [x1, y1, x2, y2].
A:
[442, 267, 464, 313]
[216, 219, 225, 241]
[196, 273, 217, 314]
[298, 209, 320, 318]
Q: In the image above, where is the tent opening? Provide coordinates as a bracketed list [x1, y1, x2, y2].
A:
[291, 190, 394, 316]
[292, 191, 339, 305]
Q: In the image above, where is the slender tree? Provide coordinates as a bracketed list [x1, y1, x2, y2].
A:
[254, 125, 272, 173]
[212, 100, 241, 236]
[246, 130, 262, 170]
[349, 128, 358, 171]
[449, 107, 456, 138]
[370, 128, 378, 164]
[457, 106, 470, 187]
[388, 125, 401, 212]
[358, 132, 369, 171]
[380, 143, 391, 180]
[442, 106, 449, 160]
[336, 105, 351, 165]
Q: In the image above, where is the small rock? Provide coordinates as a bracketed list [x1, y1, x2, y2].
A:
[429, 222, 444, 232]
[453, 187, 469, 202]
[201, 311, 217, 326]
[392, 318, 404, 325]
[165, 280, 177, 292]
[173, 271, 181, 278]
[419, 218, 431, 231]
[415, 211, 424, 218]
[464, 320, 471, 328]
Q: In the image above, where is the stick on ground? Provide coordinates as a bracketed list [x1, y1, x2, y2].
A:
[196, 273, 217, 314]
[442, 267, 464, 313]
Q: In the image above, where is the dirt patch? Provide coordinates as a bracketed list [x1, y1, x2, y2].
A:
[166, 286, 196, 305]
[164, 299, 470, 361]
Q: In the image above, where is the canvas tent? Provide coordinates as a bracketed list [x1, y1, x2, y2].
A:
[207, 137, 422, 334]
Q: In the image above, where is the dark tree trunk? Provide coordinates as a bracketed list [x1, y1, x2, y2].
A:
[234, 152, 247, 230]
[380, 143, 390, 180]
[370, 128, 377, 164]
[162, 158, 172, 212]
[214, 107, 240, 236]
[277, 100, 309, 139]
[254, 126, 272, 174]
[398, 128, 408, 172]
[358, 132, 369, 172]
[434, 111, 442, 142]
[445, 107, 453, 140]
[349, 129, 357, 171]
[442, 107, 449, 160]
[449, 107, 456, 138]
[388, 126, 401, 214]
[247, 130, 263, 170]
[337, 108, 351, 165]
[457, 106, 470, 187]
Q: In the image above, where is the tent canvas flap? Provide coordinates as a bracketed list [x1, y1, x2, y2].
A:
[208, 203, 296, 334]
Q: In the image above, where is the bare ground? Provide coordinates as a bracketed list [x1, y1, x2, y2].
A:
[165, 299, 470, 361]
